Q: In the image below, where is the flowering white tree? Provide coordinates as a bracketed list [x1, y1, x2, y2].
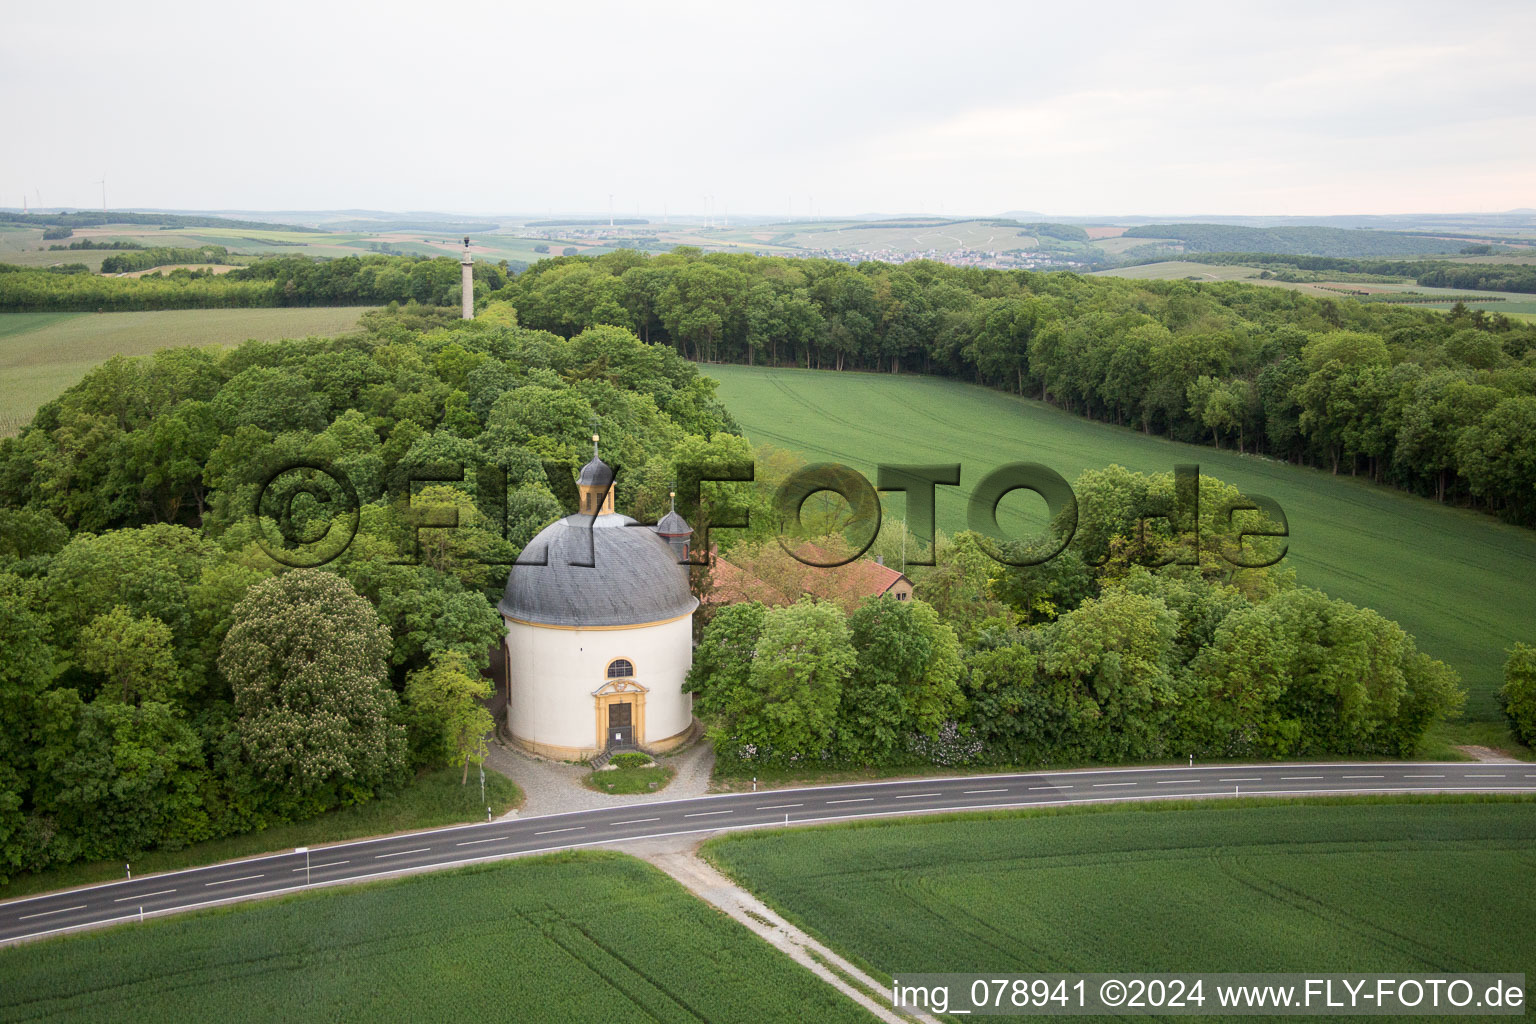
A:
[219, 570, 407, 806]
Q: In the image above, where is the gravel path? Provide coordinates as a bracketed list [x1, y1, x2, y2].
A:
[1455, 744, 1525, 764]
[484, 735, 716, 819]
[637, 840, 937, 1024]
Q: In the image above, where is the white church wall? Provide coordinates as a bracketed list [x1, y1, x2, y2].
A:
[504, 612, 694, 758]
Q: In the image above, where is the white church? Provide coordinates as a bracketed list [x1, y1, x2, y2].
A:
[497, 439, 699, 760]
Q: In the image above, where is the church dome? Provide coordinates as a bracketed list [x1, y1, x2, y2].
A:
[576, 454, 614, 489]
[499, 513, 698, 628]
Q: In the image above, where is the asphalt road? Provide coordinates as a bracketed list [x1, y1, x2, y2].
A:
[3, 761, 1533, 945]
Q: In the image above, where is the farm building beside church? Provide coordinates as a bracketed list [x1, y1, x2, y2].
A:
[497, 440, 698, 759]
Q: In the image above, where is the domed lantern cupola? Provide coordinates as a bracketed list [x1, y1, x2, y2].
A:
[654, 489, 693, 567]
[576, 433, 616, 516]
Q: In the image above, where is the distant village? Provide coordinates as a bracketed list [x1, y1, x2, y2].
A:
[514, 224, 1093, 270]
[777, 244, 1091, 271]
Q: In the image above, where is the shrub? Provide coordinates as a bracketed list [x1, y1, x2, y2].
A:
[611, 751, 652, 769]
[1500, 644, 1536, 746]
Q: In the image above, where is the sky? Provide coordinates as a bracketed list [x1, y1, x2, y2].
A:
[4, 0, 1533, 219]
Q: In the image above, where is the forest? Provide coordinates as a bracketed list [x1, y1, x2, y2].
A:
[0, 291, 1500, 878]
[1120, 223, 1469, 258]
[496, 248, 1536, 523]
[689, 466, 1463, 772]
[0, 306, 739, 881]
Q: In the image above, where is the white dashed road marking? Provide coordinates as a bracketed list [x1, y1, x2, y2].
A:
[114, 889, 175, 901]
[18, 905, 86, 920]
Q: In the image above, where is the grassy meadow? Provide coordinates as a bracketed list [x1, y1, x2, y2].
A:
[705, 365, 1536, 723]
[703, 798, 1536, 1005]
[0, 852, 872, 1024]
[0, 307, 372, 433]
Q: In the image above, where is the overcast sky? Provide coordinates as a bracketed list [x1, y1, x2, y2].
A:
[4, 0, 1533, 218]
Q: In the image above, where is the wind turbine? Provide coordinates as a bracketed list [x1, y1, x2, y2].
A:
[97, 175, 106, 213]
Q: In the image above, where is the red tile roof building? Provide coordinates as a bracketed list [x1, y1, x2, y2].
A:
[706, 544, 913, 611]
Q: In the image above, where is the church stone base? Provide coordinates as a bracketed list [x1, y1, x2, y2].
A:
[508, 717, 698, 763]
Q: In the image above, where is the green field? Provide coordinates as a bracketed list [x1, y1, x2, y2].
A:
[0, 307, 372, 433]
[1094, 260, 1265, 281]
[705, 365, 1536, 720]
[703, 799, 1536, 1005]
[0, 852, 872, 1024]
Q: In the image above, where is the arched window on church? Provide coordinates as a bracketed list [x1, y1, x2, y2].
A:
[607, 658, 634, 679]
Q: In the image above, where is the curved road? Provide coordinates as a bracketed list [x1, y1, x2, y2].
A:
[3, 761, 1532, 945]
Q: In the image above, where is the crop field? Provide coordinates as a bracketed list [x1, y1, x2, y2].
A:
[0, 851, 871, 1023]
[1094, 261, 1264, 281]
[703, 799, 1536, 998]
[1090, 234, 1181, 256]
[0, 307, 371, 433]
[705, 365, 1536, 719]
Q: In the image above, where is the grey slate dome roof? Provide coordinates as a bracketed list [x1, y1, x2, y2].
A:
[499, 513, 698, 628]
[576, 455, 614, 489]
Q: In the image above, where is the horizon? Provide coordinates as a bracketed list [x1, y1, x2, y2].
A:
[6, 206, 1535, 223]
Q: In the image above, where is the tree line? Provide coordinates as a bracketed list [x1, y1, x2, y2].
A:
[1, 212, 318, 231]
[99, 245, 235, 273]
[0, 253, 510, 311]
[497, 248, 1536, 523]
[1171, 252, 1536, 295]
[49, 239, 145, 251]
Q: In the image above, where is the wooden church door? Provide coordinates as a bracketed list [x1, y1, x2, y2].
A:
[608, 701, 633, 748]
